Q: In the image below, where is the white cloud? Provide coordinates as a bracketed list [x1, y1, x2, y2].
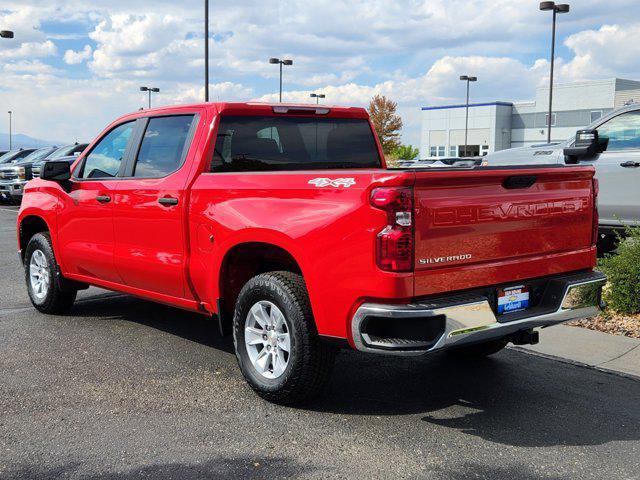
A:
[0, 40, 57, 59]
[1, 1, 640, 147]
[63, 44, 92, 64]
[4, 60, 59, 75]
[560, 23, 640, 81]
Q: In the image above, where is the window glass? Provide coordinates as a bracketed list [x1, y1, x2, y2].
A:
[429, 146, 437, 157]
[133, 115, 195, 178]
[545, 113, 556, 127]
[80, 122, 134, 179]
[437, 146, 445, 157]
[590, 111, 602, 123]
[449, 145, 457, 157]
[211, 116, 381, 172]
[12, 150, 35, 162]
[16, 147, 55, 164]
[597, 111, 640, 151]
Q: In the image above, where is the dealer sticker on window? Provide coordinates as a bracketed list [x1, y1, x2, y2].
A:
[497, 285, 530, 314]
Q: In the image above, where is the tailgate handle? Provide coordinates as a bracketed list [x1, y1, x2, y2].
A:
[503, 175, 537, 189]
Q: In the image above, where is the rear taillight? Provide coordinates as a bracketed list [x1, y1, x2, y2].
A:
[592, 177, 599, 245]
[370, 187, 413, 272]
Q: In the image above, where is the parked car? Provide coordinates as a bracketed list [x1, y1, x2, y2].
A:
[0, 151, 8, 156]
[0, 146, 58, 203]
[0, 148, 37, 165]
[484, 103, 640, 253]
[396, 157, 481, 168]
[31, 143, 88, 179]
[17, 102, 605, 404]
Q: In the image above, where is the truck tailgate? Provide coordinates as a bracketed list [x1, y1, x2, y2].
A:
[412, 166, 596, 296]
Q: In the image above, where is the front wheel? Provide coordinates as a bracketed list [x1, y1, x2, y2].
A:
[233, 271, 336, 405]
[25, 232, 77, 314]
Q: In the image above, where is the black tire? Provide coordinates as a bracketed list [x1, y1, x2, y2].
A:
[597, 234, 618, 257]
[447, 338, 508, 358]
[233, 271, 336, 405]
[24, 232, 77, 314]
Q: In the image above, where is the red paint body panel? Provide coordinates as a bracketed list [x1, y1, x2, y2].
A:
[17, 102, 598, 347]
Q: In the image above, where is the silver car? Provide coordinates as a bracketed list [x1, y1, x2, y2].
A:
[485, 104, 640, 252]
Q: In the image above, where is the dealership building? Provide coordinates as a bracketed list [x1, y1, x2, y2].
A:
[419, 78, 640, 158]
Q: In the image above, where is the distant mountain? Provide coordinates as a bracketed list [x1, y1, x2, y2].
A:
[0, 133, 67, 151]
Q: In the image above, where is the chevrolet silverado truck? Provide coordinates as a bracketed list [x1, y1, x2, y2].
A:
[17, 102, 606, 404]
[485, 104, 640, 254]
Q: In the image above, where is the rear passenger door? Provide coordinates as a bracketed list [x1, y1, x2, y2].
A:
[111, 114, 200, 298]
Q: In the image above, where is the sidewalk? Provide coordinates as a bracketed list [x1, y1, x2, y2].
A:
[512, 324, 640, 380]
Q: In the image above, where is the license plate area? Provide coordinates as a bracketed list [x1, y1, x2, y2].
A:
[497, 285, 530, 315]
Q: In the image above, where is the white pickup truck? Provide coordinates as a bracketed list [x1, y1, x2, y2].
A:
[485, 104, 640, 253]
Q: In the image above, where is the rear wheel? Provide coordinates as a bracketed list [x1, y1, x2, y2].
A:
[233, 271, 336, 404]
[447, 338, 508, 358]
[25, 232, 77, 314]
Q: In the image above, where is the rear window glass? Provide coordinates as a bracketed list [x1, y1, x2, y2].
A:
[133, 115, 195, 178]
[211, 116, 381, 172]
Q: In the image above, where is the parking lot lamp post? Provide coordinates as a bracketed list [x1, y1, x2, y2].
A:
[269, 58, 293, 102]
[1, 30, 14, 38]
[310, 93, 325, 104]
[139, 86, 160, 109]
[204, 0, 209, 102]
[540, 1, 570, 144]
[7, 111, 11, 150]
[459, 75, 477, 157]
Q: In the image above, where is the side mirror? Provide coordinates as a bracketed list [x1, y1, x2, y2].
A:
[564, 129, 608, 162]
[40, 160, 71, 181]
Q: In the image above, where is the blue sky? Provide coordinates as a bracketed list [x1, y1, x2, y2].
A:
[1, 0, 639, 146]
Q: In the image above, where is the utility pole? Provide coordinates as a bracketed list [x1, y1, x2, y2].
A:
[459, 75, 477, 157]
[7, 111, 12, 150]
[540, 2, 570, 143]
[269, 58, 293, 102]
[204, 0, 209, 102]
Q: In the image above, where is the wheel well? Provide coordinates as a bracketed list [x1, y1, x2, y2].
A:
[19, 216, 49, 260]
[219, 242, 302, 321]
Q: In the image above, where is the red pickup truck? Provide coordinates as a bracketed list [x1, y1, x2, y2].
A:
[18, 102, 606, 404]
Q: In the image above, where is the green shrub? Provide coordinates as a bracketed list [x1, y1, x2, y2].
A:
[599, 225, 640, 315]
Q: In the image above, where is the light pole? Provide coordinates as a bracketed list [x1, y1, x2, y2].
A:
[1, 30, 14, 38]
[7, 111, 12, 150]
[139, 86, 160, 109]
[459, 75, 477, 157]
[540, 1, 570, 144]
[204, 0, 209, 102]
[269, 58, 293, 102]
[310, 93, 325, 104]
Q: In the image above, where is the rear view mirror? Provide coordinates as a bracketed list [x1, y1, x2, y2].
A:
[40, 160, 71, 181]
[564, 129, 608, 163]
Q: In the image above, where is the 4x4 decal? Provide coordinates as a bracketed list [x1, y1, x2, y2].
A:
[308, 178, 356, 188]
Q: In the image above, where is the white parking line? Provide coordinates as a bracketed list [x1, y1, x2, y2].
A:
[0, 207, 19, 213]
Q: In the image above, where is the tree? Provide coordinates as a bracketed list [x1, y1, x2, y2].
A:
[368, 95, 403, 154]
[391, 144, 419, 160]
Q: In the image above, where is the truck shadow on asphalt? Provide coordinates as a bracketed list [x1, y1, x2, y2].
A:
[69, 292, 640, 449]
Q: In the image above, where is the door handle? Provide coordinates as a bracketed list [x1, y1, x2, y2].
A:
[158, 197, 179, 206]
[620, 161, 640, 168]
[96, 195, 111, 203]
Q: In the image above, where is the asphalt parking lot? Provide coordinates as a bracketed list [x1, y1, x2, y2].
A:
[1, 205, 639, 480]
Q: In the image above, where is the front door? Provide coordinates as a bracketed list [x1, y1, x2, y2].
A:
[57, 120, 136, 282]
[111, 113, 200, 298]
[591, 110, 640, 225]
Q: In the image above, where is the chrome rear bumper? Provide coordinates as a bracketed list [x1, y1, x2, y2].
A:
[352, 271, 606, 356]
